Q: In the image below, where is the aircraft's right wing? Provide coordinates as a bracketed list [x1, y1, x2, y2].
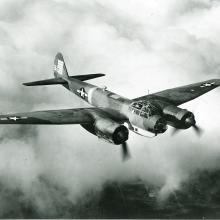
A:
[0, 108, 98, 124]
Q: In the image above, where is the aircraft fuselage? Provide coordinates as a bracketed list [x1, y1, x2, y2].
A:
[66, 78, 167, 137]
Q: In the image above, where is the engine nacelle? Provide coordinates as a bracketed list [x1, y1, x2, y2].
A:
[163, 105, 195, 129]
[143, 115, 168, 134]
[82, 118, 129, 145]
[130, 114, 167, 134]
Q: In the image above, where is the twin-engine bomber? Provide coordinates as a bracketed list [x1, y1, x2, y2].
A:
[1, 53, 220, 159]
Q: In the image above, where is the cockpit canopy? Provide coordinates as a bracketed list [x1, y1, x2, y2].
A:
[129, 100, 161, 118]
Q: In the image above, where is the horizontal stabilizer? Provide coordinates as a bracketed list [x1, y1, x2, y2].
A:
[72, 73, 105, 81]
[23, 78, 65, 86]
[23, 73, 105, 86]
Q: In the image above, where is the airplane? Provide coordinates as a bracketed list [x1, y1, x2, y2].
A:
[0, 52, 220, 160]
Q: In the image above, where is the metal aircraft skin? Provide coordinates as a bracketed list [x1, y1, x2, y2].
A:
[1, 52, 220, 159]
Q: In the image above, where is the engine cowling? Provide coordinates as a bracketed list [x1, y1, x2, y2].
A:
[163, 105, 196, 129]
[82, 118, 129, 145]
[143, 115, 168, 134]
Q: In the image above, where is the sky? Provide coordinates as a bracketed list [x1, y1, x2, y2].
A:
[1, 0, 220, 217]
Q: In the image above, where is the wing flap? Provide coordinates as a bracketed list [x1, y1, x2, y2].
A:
[0, 108, 95, 124]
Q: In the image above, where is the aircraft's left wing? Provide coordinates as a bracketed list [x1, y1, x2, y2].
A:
[0, 108, 97, 124]
[133, 79, 220, 106]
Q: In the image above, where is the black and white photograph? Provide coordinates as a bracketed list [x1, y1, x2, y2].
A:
[1, 0, 220, 218]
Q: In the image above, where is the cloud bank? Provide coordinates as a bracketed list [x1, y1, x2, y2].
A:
[1, 0, 220, 217]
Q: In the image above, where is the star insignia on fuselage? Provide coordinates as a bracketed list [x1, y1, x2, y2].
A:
[77, 87, 88, 99]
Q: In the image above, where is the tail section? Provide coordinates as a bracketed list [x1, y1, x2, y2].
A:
[23, 52, 105, 86]
[54, 52, 69, 79]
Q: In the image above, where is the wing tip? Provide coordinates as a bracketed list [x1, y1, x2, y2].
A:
[96, 73, 106, 77]
[23, 82, 30, 86]
[212, 78, 220, 85]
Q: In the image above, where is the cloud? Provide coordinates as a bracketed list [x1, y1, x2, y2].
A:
[1, 0, 220, 217]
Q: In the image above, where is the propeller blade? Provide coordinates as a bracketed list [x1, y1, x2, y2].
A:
[171, 124, 203, 137]
[121, 142, 130, 161]
[192, 124, 203, 136]
[171, 127, 180, 136]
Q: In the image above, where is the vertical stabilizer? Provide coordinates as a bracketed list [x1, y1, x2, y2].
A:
[54, 52, 69, 79]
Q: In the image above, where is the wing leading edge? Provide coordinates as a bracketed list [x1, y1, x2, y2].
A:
[0, 108, 97, 124]
[133, 79, 220, 106]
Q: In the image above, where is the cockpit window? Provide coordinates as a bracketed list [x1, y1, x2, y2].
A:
[132, 102, 143, 109]
[129, 101, 160, 118]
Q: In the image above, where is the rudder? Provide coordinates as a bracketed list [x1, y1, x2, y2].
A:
[54, 52, 69, 79]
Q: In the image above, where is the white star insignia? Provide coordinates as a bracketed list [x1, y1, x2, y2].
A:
[77, 88, 88, 98]
[200, 82, 215, 88]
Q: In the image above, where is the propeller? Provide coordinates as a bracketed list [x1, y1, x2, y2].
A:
[171, 125, 203, 137]
[121, 142, 130, 161]
[168, 110, 204, 137]
[192, 124, 203, 136]
[171, 122, 203, 137]
[186, 112, 203, 136]
[171, 127, 180, 136]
